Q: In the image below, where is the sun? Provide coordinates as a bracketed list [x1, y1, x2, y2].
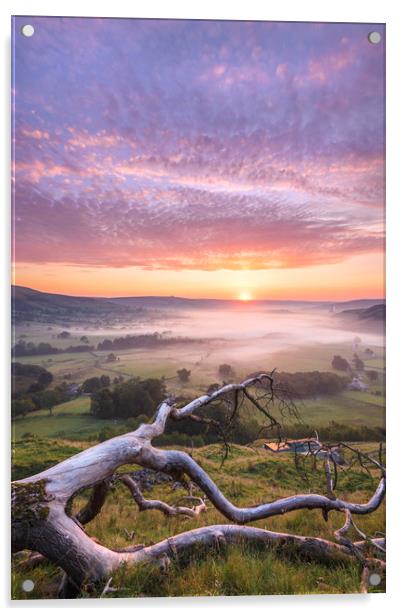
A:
[238, 291, 252, 302]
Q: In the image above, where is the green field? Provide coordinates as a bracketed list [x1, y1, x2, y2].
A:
[295, 391, 384, 428]
[11, 396, 131, 440]
[12, 378, 385, 444]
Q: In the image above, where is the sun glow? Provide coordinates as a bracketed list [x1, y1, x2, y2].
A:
[238, 291, 252, 301]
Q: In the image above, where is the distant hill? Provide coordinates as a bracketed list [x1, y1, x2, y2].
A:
[339, 303, 385, 322]
[330, 299, 385, 312]
[11, 286, 225, 323]
[12, 286, 144, 324]
[11, 285, 385, 325]
[336, 303, 385, 333]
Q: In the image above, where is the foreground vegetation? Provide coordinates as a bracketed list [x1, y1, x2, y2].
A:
[11, 441, 385, 598]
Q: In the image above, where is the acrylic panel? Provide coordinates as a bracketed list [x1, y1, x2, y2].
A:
[11, 16, 385, 599]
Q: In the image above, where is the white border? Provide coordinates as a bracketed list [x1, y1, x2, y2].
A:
[1, 1, 401, 614]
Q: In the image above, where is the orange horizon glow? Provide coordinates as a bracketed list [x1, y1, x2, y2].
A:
[12, 251, 385, 302]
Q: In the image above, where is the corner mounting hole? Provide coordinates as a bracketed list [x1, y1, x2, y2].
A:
[368, 31, 381, 44]
[368, 573, 381, 586]
[21, 24, 35, 38]
[21, 579, 35, 592]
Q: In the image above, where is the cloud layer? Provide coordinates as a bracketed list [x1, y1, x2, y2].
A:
[12, 18, 385, 272]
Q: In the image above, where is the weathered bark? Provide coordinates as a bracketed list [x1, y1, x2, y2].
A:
[76, 478, 111, 525]
[11, 374, 386, 593]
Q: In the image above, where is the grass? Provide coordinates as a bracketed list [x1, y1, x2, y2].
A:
[12, 438, 84, 480]
[294, 392, 384, 428]
[267, 342, 385, 374]
[11, 441, 385, 598]
[11, 397, 129, 441]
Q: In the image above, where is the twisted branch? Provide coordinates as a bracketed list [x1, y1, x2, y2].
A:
[120, 474, 206, 518]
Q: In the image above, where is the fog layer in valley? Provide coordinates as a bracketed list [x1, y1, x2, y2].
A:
[80, 303, 381, 342]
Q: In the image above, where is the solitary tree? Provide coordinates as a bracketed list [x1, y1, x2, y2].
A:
[40, 389, 61, 416]
[57, 330, 71, 339]
[12, 373, 385, 598]
[331, 355, 351, 372]
[37, 369, 53, 390]
[82, 376, 102, 393]
[218, 363, 236, 380]
[177, 368, 191, 383]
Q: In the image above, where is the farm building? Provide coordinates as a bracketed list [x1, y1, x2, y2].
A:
[264, 439, 346, 465]
[264, 438, 320, 454]
[348, 377, 369, 391]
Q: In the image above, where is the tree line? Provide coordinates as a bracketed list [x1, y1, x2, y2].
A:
[12, 332, 200, 357]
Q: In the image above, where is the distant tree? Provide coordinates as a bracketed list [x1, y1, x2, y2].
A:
[113, 381, 153, 418]
[40, 389, 62, 416]
[331, 355, 351, 372]
[11, 397, 35, 418]
[82, 376, 102, 393]
[57, 331, 71, 339]
[353, 354, 365, 371]
[275, 371, 349, 399]
[91, 377, 166, 420]
[80, 335, 89, 344]
[91, 388, 114, 419]
[364, 348, 375, 357]
[177, 368, 191, 383]
[12, 341, 60, 357]
[366, 370, 378, 382]
[106, 353, 117, 362]
[141, 378, 166, 404]
[100, 374, 111, 388]
[218, 364, 236, 380]
[37, 370, 53, 390]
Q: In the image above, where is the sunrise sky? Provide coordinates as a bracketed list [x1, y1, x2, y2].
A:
[12, 18, 385, 300]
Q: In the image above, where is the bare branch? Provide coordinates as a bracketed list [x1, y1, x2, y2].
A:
[120, 474, 206, 518]
[172, 373, 275, 420]
[150, 446, 385, 524]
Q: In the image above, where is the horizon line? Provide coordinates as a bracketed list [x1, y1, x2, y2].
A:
[12, 284, 385, 304]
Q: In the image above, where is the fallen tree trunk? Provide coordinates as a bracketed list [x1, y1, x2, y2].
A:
[11, 374, 386, 595]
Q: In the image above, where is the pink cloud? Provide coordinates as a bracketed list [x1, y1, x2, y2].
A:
[276, 63, 289, 79]
[20, 128, 50, 140]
